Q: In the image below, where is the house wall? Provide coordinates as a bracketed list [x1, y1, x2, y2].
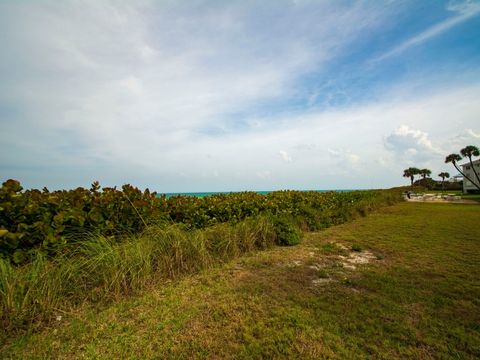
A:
[462, 160, 480, 192]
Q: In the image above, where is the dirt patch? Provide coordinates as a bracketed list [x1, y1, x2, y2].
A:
[336, 250, 376, 270]
[308, 263, 324, 270]
[287, 260, 303, 267]
[311, 244, 377, 286]
[335, 243, 349, 251]
[312, 278, 332, 286]
[345, 250, 376, 264]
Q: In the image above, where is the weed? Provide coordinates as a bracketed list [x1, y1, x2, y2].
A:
[320, 242, 337, 252]
[351, 244, 362, 252]
[318, 269, 329, 279]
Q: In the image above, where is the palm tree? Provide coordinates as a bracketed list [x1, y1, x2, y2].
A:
[460, 145, 480, 185]
[403, 167, 420, 186]
[445, 153, 480, 191]
[419, 168, 431, 180]
[403, 169, 413, 186]
[438, 172, 450, 190]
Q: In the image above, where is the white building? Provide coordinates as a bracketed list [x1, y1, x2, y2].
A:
[452, 174, 463, 183]
[461, 159, 480, 193]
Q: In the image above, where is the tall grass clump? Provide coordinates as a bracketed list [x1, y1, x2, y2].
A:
[72, 235, 160, 300]
[0, 216, 278, 336]
[0, 253, 72, 332]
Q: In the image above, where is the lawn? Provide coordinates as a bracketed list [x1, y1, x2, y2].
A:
[2, 202, 479, 359]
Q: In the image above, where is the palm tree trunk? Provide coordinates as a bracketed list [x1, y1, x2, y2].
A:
[454, 163, 480, 191]
[468, 156, 480, 185]
[441, 178, 445, 191]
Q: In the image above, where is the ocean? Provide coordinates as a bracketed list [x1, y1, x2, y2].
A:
[159, 190, 356, 198]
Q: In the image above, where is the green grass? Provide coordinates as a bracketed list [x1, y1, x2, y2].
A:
[462, 193, 480, 201]
[2, 202, 479, 359]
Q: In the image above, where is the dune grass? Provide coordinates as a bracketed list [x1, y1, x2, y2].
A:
[0, 216, 278, 338]
[1, 202, 479, 359]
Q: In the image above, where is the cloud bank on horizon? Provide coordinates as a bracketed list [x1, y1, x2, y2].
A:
[1, 0, 479, 192]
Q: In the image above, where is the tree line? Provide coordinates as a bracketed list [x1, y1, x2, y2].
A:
[403, 145, 480, 191]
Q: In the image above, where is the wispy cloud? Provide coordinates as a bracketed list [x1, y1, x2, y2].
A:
[467, 129, 480, 138]
[373, 0, 480, 62]
[0, 1, 479, 191]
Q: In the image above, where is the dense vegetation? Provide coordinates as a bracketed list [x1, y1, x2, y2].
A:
[1, 179, 400, 264]
[0, 179, 401, 337]
[0, 180, 163, 263]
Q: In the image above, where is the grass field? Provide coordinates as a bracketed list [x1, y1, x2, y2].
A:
[2, 202, 479, 359]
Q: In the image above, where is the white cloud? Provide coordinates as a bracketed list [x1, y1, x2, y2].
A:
[387, 125, 441, 151]
[384, 125, 444, 165]
[467, 129, 480, 138]
[0, 1, 388, 173]
[279, 151, 293, 163]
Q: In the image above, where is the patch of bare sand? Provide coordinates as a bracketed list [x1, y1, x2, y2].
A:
[311, 244, 377, 286]
[312, 278, 332, 286]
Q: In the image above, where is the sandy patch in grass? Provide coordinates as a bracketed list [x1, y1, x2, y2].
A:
[311, 244, 377, 286]
[287, 260, 303, 267]
[339, 250, 376, 265]
[312, 278, 332, 286]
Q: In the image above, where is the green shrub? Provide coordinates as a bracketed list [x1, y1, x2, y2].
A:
[270, 216, 301, 246]
[0, 180, 166, 263]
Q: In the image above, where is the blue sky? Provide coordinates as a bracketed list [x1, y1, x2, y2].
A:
[1, 0, 480, 192]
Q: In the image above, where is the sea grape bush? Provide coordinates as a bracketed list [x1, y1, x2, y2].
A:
[165, 190, 398, 230]
[0, 179, 401, 263]
[0, 180, 165, 263]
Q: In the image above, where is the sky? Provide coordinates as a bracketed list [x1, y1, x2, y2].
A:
[1, 0, 480, 192]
